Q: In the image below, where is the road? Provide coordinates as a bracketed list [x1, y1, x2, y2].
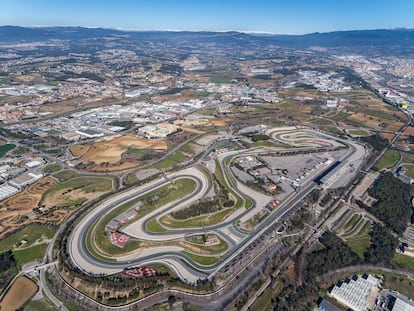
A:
[66, 129, 365, 287]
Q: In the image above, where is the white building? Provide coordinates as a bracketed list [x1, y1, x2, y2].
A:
[0, 183, 19, 201]
[326, 98, 339, 108]
[330, 275, 379, 311]
[137, 125, 172, 139]
[25, 159, 43, 169]
[9, 172, 43, 189]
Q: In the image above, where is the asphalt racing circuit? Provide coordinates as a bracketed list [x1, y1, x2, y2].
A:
[68, 128, 367, 283]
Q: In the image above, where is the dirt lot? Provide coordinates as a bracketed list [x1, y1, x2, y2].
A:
[353, 172, 379, 198]
[380, 132, 396, 141]
[174, 116, 228, 129]
[0, 276, 38, 311]
[404, 126, 414, 136]
[0, 177, 58, 238]
[70, 135, 168, 169]
[69, 144, 90, 157]
[42, 176, 114, 210]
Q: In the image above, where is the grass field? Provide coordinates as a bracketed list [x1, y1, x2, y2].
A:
[374, 149, 400, 170]
[43, 164, 61, 174]
[402, 165, 414, 179]
[392, 253, 414, 271]
[52, 170, 79, 182]
[146, 219, 167, 232]
[13, 244, 48, 267]
[23, 298, 57, 311]
[48, 176, 113, 194]
[327, 111, 350, 122]
[400, 152, 414, 164]
[161, 208, 234, 229]
[182, 252, 220, 266]
[347, 129, 373, 137]
[342, 214, 362, 232]
[343, 221, 372, 259]
[0, 225, 55, 253]
[383, 273, 414, 300]
[0, 143, 16, 157]
[155, 151, 187, 170]
[250, 286, 274, 311]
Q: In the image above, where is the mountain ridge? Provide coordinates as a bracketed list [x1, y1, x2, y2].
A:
[1, 26, 414, 50]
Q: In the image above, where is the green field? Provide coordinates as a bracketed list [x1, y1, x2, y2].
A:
[343, 221, 372, 259]
[43, 164, 61, 174]
[400, 151, 414, 164]
[342, 214, 362, 232]
[47, 129, 60, 135]
[13, 244, 48, 267]
[0, 143, 16, 157]
[383, 273, 414, 300]
[155, 151, 188, 170]
[146, 219, 167, 233]
[186, 237, 229, 254]
[375, 149, 400, 170]
[161, 207, 234, 229]
[23, 298, 57, 311]
[250, 286, 274, 311]
[402, 165, 414, 179]
[182, 252, 220, 266]
[327, 111, 350, 122]
[392, 253, 414, 271]
[347, 129, 373, 137]
[52, 170, 80, 182]
[12, 146, 30, 155]
[48, 176, 113, 194]
[196, 109, 216, 115]
[127, 148, 146, 154]
[0, 225, 55, 253]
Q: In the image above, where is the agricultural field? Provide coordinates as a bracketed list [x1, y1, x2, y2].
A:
[70, 135, 168, 171]
[374, 149, 400, 171]
[0, 276, 38, 311]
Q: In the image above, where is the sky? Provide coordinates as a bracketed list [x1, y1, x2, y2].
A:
[1, 0, 413, 34]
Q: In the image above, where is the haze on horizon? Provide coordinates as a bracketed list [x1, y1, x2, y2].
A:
[1, 0, 414, 35]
